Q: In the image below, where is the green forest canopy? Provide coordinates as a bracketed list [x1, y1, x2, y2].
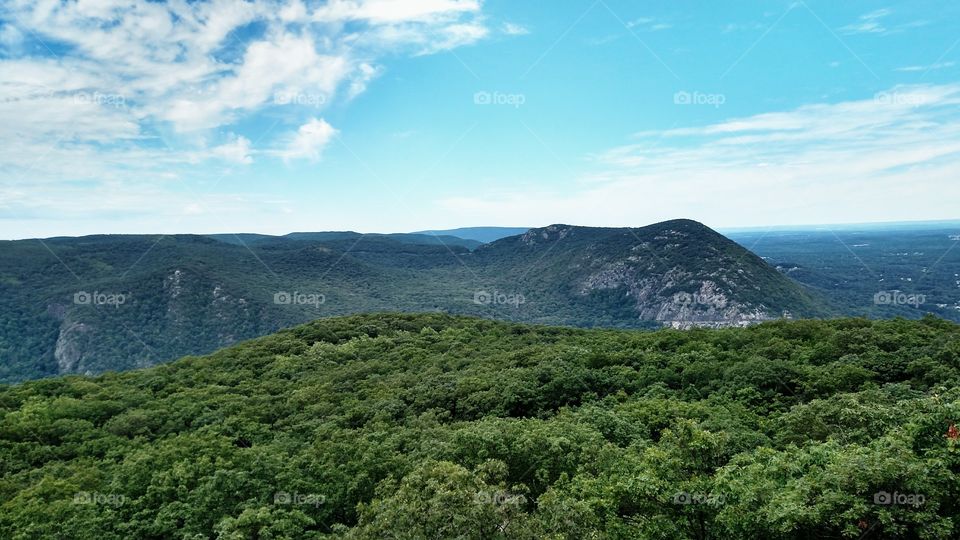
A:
[1, 313, 959, 539]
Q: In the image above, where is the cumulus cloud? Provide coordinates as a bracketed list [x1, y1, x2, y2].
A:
[276, 118, 338, 162]
[160, 32, 351, 131]
[210, 134, 254, 165]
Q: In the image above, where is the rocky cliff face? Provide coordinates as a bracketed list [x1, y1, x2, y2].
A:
[577, 256, 774, 327]
[44, 267, 266, 377]
[54, 321, 92, 374]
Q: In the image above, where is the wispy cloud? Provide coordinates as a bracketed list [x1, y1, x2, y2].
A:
[722, 22, 765, 33]
[585, 15, 670, 47]
[502, 22, 530, 36]
[439, 85, 960, 227]
[840, 8, 893, 34]
[895, 61, 956, 73]
[839, 8, 928, 36]
[626, 17, 672, 31]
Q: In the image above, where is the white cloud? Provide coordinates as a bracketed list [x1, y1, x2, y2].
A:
[438, 84, 960, 228]
[722, 22, 765, 33]
[626, 17, 655, 28]
[210, 134, 254, 165]
[160, 32, 350, 131]
[312, 0, 481, 24]
[347, 63, 382, 100]
[502, 22, 530, 36]
[0, 23, 22, 48]
[841, 8, 890, 34]
[626, 17, 670, 31]
[895, 61, 956, 73]
[276, 118, 338, 162]
[364, 20, 489, 55]
[840, 8, 901, 35]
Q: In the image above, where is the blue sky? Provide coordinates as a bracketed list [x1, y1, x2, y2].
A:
[1, 0, 959, 239]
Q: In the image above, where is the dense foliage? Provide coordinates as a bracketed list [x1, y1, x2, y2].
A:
[0, 220, 825, 383]
[1, 313, 958, 539]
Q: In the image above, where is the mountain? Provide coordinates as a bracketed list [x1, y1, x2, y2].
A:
[2, 313, 958, 538]
[0, 219, 826, 382]
[470, 220, 825, 328]
[413, 226, 531, 243]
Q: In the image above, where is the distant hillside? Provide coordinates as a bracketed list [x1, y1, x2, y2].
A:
[413, 226, 530, 243]
[728, 226, 960, 321]
[208, 231, 482, 250]
[0, 220, 826, 382]
[2, 313, 959, 538]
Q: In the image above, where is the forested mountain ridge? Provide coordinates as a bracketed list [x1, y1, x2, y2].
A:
[0, 220, 825, 383]
[1, 313, 958, 538]
[206, 231, 482, 249]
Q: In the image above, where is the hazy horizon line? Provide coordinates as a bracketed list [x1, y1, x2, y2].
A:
[4, 217, 959, 242]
